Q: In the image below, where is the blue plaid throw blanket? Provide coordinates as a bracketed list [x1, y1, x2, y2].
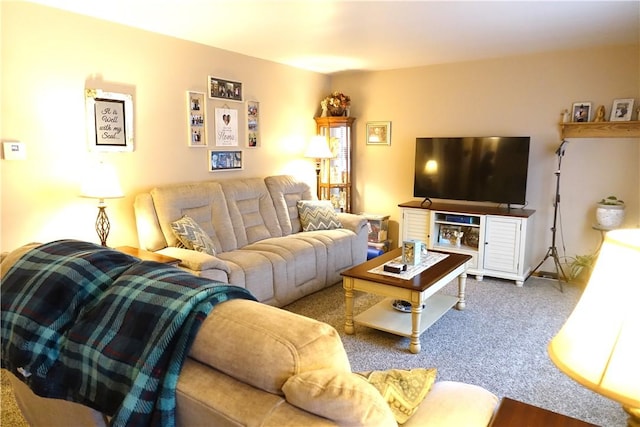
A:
[1, 239, 256, 426]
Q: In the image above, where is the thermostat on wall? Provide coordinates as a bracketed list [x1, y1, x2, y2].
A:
[3, 141, 27, 160]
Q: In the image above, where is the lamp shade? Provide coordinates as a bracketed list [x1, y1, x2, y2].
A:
[80, 161, 124, 199]
[548, 228, 640, 409]
[304, 136, 334, 159]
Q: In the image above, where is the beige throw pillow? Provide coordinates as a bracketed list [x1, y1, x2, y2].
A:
[282, 369, 396, 427]
[297, 200, 343, 231]
[170, 215, 216, 255]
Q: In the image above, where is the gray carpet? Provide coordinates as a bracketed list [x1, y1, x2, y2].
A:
[284, 276, 627, 427]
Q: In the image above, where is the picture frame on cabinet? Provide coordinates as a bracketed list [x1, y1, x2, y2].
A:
[246, 100, 260, 148]
[208, 76, 242, 101]
[187, 91, 207, 147]
[209, 150, 243, 172]
[610, 98, 634, 121]
[366, 121, 391, 145]
[571, 102, 591, 123]
[85, 89, 134, 152]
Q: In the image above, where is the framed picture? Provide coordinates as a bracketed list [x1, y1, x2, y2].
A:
[246, 100, 260, 148]
[209, 150, 243, 172]
[208, 76, 242, 102]
[85, 89, 134, 152]
[187, 91, 207, 147]
[571, 102, 591, 123]
[610, 98, 634, 121]
[438, 225, 463, 246]
[366, 121, 391, 145]
[214, 107, 239, 146]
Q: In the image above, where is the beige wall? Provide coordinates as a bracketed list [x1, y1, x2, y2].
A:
[1, 2, 329, 251]
[2, 2, 639, 272]
[333, 46, 639, 269]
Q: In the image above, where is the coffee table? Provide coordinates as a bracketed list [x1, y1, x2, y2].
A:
[341, 248, 471, 354]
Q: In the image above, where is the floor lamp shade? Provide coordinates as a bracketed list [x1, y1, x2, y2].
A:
[548, 229, 640, 410]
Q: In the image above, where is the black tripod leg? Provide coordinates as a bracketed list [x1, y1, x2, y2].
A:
[526, 247, 552, 281]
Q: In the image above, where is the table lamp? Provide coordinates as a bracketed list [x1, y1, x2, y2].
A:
[80, 161, 124, 246]
[548, 228, 640, 427]
[304, 135, 334, 199]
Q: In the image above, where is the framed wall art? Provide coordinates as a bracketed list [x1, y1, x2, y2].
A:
[366, 121, 391, 145]
[214, 107, 239, 146]
[187, 91, 207, 147]
[209, 150, 243, 172]
[571, 102, 591, 123]
[610, 98, 634, 121]
[246, 100, 260, 147]
[208, 76, 242, 101]
[85, 89, 134, 152]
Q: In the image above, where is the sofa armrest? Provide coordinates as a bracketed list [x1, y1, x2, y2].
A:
[336, 213, 367, 234]
[157, 247, 230, 273]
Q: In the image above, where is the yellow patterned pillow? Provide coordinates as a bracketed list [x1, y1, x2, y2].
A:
[357, 368, 437, 424]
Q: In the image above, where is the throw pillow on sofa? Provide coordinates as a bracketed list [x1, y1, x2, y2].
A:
[171, 215, 216, 255]
[356, 368, 437, 424]
[297, 200, 343, 232]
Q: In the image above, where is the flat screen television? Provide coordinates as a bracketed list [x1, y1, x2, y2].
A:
[414, 136, 530, 206]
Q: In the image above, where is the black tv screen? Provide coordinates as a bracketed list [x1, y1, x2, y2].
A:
[414, 136, 530, 205]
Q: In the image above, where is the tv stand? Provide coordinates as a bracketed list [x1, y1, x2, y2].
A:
[399, 201, 536, 286]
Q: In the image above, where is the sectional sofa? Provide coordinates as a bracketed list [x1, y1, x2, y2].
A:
[134, 175, 368, 307]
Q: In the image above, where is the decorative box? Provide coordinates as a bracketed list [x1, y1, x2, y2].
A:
[402, 239, 422, 266]
[360, 213, 389, 243]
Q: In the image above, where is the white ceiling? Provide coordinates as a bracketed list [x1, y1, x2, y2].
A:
[25, 0, 640, 74]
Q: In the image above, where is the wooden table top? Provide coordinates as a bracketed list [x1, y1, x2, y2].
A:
[341, 248, 471, 292]
[490, 398, 599, 427]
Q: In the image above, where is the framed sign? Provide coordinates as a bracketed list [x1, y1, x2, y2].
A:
[209, 150, 243, 172]
[366, 121, 391, 145]
[208, 76, 242, 101]
[214, 107, 239, 146]
[246, 100, 260, 147]
[85, 89, 134, 152]
[187, 91, 207, 147]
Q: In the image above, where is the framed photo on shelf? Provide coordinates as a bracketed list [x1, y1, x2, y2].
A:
[571, 102, 591, 123]
[208, 76, 242, 101]
[85, 89, 134, 152]
[610, 98, 634, 121]
[246, 100, 260, 147]
[209, 150, 243, 172]
[438, 225, 463, 246]
[366, 121, 391, 145]
[187, 91, 207, 147]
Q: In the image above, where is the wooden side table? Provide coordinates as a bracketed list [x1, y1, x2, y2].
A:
[115, 246, 181, 266]
[490, 398, 598, 427]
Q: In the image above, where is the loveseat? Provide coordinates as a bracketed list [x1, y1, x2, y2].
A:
[134, 175, 368, 307]
[1, 243, 499, 427]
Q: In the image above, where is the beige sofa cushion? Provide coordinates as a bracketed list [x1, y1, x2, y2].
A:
[265, 175, 314, 236]
[282, 369, 396, 427]
[189, 299, 351, 394]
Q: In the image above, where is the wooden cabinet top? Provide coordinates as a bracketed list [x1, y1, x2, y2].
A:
[399, 200, 536, 218]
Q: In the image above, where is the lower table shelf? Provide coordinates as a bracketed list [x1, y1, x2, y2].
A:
[354, 295, 459, 338]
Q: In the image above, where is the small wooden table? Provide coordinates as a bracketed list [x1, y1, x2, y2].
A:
[115, 246, 181, 266]
[490, 398, 598, 427]
[341, 248, 470, 354]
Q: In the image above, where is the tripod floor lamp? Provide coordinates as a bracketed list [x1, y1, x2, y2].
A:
[80, 161, 124, 247]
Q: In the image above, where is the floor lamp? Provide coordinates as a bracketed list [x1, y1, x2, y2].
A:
[80, 161, 124, 246]
[548, 229, 640, 427]
[304, 135, 334, 199]
[527, 140, 569, 290]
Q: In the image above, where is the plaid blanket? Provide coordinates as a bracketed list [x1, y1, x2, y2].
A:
[1, 239, 256, 427]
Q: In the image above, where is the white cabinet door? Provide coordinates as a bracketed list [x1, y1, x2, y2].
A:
[401, 208, 430, 244]
[483, 215, 522, 274]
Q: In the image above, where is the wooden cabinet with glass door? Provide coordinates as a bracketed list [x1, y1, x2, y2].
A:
[314, 116, 355, 213]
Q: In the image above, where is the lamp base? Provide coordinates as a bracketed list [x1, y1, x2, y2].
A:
[95, 204, 111, 247]
[624, 406, 640, 427]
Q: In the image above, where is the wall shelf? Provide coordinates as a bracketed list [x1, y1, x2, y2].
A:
[559, 121, 640, 139]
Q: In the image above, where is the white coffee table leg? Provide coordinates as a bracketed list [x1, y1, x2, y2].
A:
[456, 271, 467, 310]
[410, 301, 423, 354]
[344, 278, 355, 334]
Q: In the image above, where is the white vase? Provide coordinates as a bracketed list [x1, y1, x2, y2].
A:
[595, 204, 625, 229]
